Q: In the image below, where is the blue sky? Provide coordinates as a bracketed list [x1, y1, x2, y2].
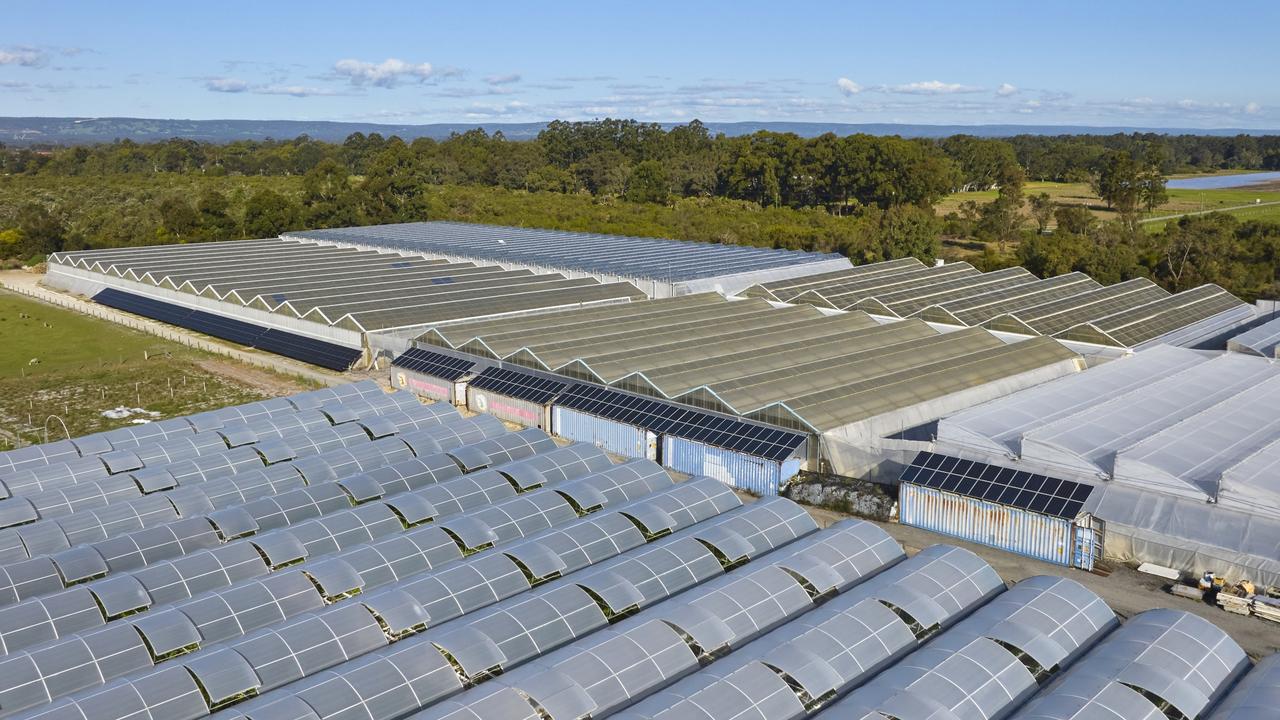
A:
[2, 1, 1277, 128]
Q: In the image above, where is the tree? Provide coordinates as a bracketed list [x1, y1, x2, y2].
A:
[624, 160, 669, 204]
[1138, 166, 1168, 213]
[16, 203, 66, 257]
[158, 197, 199, 239]
[1054, 205, 1096, 235]
[524, 165, 576, 193]
[242, 190, 300, 238]
[301, 159, 361, 227]
[975, 162, 1026, 249]
[1093, 151, 1142, 221]
[1029, 193, 1055, 233]
[196, 190, 238, 241]
[877, 203, 942, 262]
[574, 150, 630, 196]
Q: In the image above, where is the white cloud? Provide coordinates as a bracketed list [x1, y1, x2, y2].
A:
[0, 47, 44, 67]
[333, 58, 437, 87]
[256, 84, 338, 97]
[836, 77, 862, 95]
[462, 100, 530, 117]
[202, 76, 339, 97]
[206, 77, 249, 93]
[1246, 101, 1262, 115]
[888, 80, 984, 95]
[483, 73, 521, 86]
[996, 83, 1018, 96]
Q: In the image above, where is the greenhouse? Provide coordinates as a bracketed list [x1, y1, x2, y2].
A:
[283, 220, 851, 298]
[0, 380, 1272, 720]
[403, 293, 1083, 478]
[930, 345, 1280, 585]
[743, 258, 1253, 350]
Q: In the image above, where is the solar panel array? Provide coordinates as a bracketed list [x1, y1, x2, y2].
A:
[468, 366, 569, 405]
[0, 380, 1269, 720]
[391, 348, 476, 382]
[284, 220, 846, 283]
[902, 451, 1094, 519]
[556, 383, 808, 462]
[93, 288, 362, 370]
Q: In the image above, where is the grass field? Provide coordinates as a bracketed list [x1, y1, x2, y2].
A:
[936, 180, 1280, 226]
[0, 289, 310, 447]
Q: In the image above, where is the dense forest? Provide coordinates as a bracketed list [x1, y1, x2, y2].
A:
[2, 120, 1280, 300]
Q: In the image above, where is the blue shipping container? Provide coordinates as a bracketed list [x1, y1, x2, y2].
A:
[900, 482, 1082, 568]
[552, 407, 656, 460]
[662, 436, 800, 495]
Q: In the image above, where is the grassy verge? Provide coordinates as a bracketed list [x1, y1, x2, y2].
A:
[0, 289, 308, 446]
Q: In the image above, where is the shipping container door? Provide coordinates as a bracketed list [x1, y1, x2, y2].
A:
[1073, 526, 1096, 571]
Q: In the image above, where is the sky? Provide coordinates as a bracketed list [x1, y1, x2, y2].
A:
[2, 1, 1278, 129]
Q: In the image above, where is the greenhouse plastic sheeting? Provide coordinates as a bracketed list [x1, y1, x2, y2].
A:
[1091, 484, 1280, 587]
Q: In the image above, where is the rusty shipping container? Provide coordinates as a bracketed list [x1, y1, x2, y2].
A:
[900, 482, 1092, 568]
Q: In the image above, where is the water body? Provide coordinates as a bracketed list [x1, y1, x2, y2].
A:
[1167, 171, 1280, 190]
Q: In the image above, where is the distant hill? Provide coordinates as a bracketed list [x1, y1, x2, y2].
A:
[0, 116, 1276, 145]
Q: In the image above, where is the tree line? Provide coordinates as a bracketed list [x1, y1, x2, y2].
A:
[1, 121, 1279, 300]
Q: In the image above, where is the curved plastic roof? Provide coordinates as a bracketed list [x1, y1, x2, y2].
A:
[5, 383, 1270, 720]
[1208, 653, 1280, 719]
[937, 348, 1280, 518]
[1228, 314, 1280, 358]
[624, 544, 1002, 720]
[823, 576, 1115, 720]
[1009, 609, 1249, 720]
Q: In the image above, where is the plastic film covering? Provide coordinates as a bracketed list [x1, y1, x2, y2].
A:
[0, 470, 672, 714]
[1228, 314, 1280, 357]
[936, 345, 1211, 458]
[1009, 609, 1249, 720]
[429, 520, 902, 719]
[6, 478, 733, 718]
[821, 576, 1115, 720]
[218, 497, 805, 720]
[1208, 653, 1280, 719]
[628, 544, 1001, 720]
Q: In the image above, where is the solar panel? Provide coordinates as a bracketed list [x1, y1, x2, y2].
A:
[902, 451, 1094, 519]
[469, 366, 569, 404]
[391, 348, 476, 381]
[555, 383, 806, 462]
[92, 288, 363, 371]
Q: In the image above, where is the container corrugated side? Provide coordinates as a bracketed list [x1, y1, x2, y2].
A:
[900, 482, 1075, 566]
[662, 435, 794, 495]
[391, 368, 455, 403]
[468, 387, 546, 429]
[552, 406, 651, 459]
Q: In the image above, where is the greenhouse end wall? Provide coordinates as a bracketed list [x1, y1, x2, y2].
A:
[900, 482, 1094, 569]
[662, 436, 799, 495]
